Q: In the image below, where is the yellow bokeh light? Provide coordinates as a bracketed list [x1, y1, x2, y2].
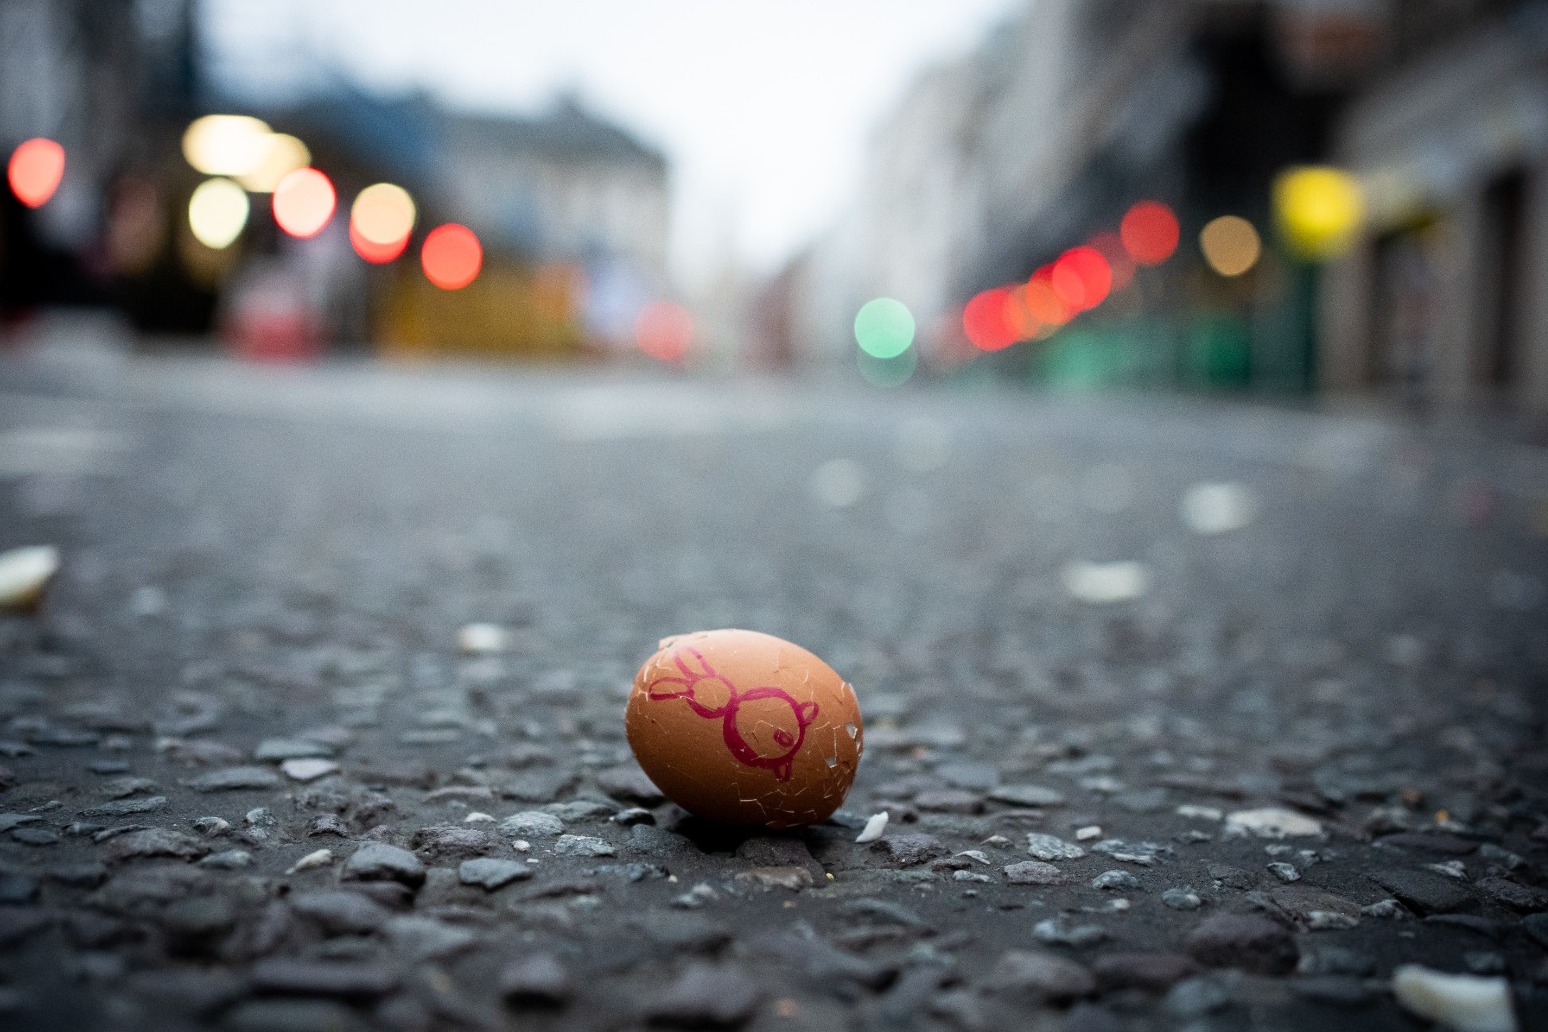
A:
[1273, 166, 1364, 261]
[238, 133, 310, 193]
[182, 115, 273, 178]
[187, 177, 249, 249]
[350, 183, 416, 245]
[1199, 215, 1262, 277]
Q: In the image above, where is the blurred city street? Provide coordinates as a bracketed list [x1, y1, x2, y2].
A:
[1, 326, 1545, 1030]
[4, 3, 1548, 1027]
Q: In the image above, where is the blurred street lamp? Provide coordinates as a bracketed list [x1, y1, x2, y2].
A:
[187, 178, 249, 249]
[963, 287, 1018, 352]
[854, 297, 915, 359]
[1200, 215, 1262, 277]
[1120, 201, 1180, 266]
[636, 300, 694, 363]
[421, 224, 482, 290]
[7, 138, 65, 208]
[273, 168, 336, 238]
[350, 183, 415, 262]
[1273, 166, 1364, 261]
[182, 115, 273, 178]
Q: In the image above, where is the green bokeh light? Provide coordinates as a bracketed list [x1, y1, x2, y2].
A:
[854, 297, 915, 359]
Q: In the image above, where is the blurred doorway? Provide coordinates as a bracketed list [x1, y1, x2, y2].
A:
[1370, 218, 1443, 407]
[1477, 169, 1526, 405]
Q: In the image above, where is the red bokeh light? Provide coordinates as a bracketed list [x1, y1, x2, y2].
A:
[635, 300, 694, 362]
[962, 287, 1019, 351]
[1120, 200, 1179, 265]
[1050, 246, 1112, 312]
[350, 220, 408, 264]
[272, 168, 335, 238]
[1088, 231, 1136, 292]
[421, 224, 482, 290]
[8, 138, 65, 208]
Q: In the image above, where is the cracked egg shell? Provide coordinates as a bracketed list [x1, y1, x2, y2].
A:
[626, 629, 863, 828]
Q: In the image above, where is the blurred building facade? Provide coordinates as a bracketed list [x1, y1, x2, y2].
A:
[371, 95, 672, 361]
[442, 98, 668, 277]
[769, 0, 1548, 417]
[0, 0, 196, 316]
[1, 2, 674, 364]
[391, 97, 672, 360]
[1320, 4, 1548, 415]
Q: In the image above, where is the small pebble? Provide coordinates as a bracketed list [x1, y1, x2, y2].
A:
[1427, 859, 1468, 880]
[1033, 918, 1107, 947]
[987, 785, 1066, 807]
[343, 843, 426, 888]
[1268, 862, 1301, 883]
[1363, 899, 1409, 919]
[1005, 861, 1065, 886]
[254, 738, 334, 762]
[1225, 808, 1323, 839]
[1062, 560, 1148, 603]
[611, 807, 656, 826]
[1163, 888, 1203, 910]
[458, 623, 510, 654]
[200, 850, 255, 870]
[553, 834, 615, 858]
[286, 848, 334, 874]
[1177, 805, 1223, 821]
[185, 767, 282, 792]
[458, 858, 533, 891]
[501, 812, 564, 838]
[1181, 482, 1257, 535]
[1026, 832, 1085, 861]
[191, 817, 229, 837]
[281, 759, 338, 782]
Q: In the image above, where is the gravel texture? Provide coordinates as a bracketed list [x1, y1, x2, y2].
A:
[0, 345, 1546, 1030]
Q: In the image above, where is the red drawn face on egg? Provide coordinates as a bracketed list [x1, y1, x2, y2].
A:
[626, 629, 863, 828]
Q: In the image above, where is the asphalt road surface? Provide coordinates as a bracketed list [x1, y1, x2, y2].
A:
[1, 329, 1546, 1032]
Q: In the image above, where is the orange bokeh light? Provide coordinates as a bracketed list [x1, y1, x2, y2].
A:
[1088, 231, 1136, 292]
[351, 183, 414, 246]
[1050, 246, 1112, 312]
[635, 301, 694, 362]
[421, 224, 482, 290]
[350, 220, 408, 263]
[1025, 269, 1072, 329]
[272, 167, 335, 238]
[1120, 200, 1179, 265]
[962, 287, 1019, 351]
[1003, 286, 1041, 340]
[8, 138, 65, 208]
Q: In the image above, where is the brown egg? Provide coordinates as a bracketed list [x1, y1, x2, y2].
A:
[626, 629, 863, 828]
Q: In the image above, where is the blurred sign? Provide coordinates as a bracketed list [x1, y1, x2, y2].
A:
[1272, 0, 1390, 88]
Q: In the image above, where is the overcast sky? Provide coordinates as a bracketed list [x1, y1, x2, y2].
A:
[204, 0, 1023, 285]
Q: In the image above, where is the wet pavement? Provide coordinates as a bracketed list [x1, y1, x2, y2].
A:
[1, 334, 1546, 1031]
